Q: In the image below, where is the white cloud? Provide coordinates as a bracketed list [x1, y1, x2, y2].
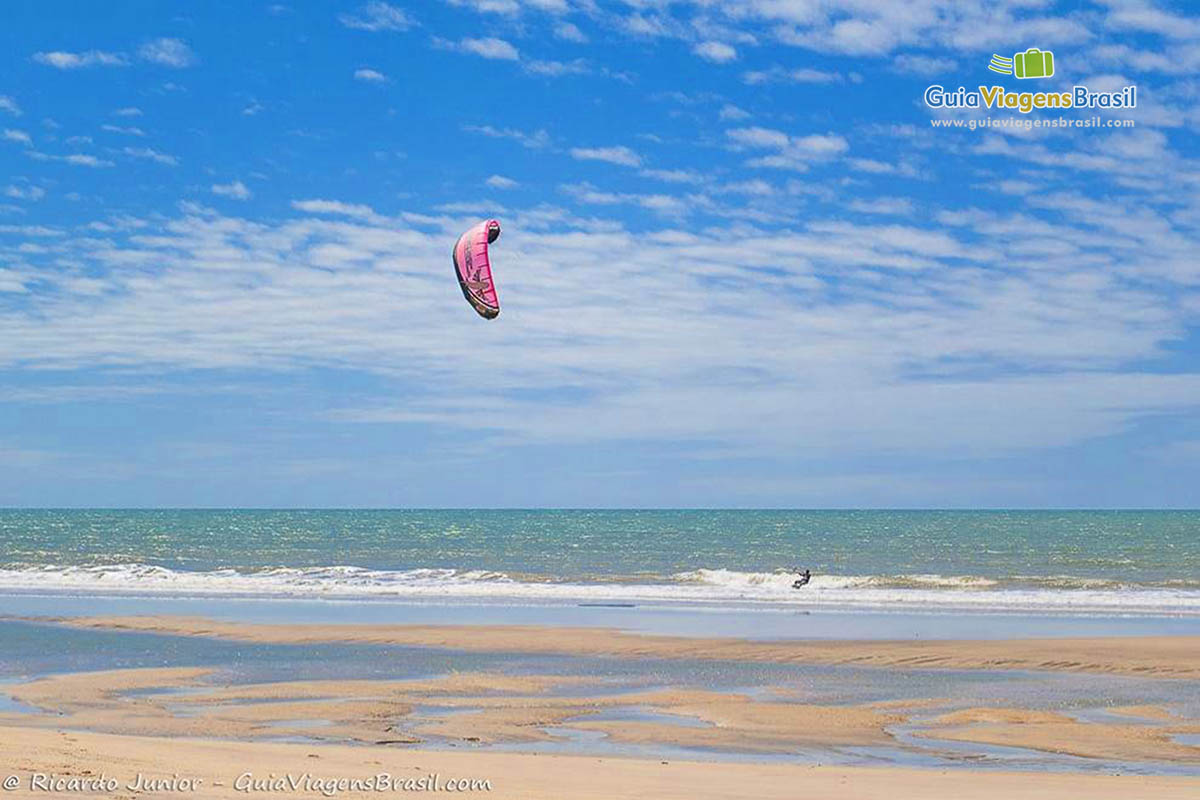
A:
[848, 197, 914, 216]
[555, 22, 587, 42]
[562, 183, 689, 215]
[339, 2, 413, 31]
[463, 124, 550, 149]
[113, 107, 143, 117]
[891, 53, 956, 76]
[212, 181, 252, 200]
[2, 129, 32, 146]
[693, 41, 737, 62]
[28, 152, 113, 167]
[640, 168, 704, 184]
[447, 0, 566, 14]
[1105, 5, 1200, 39]
[525, 59, 589, 76]
[743, 66, 840, 84]
[33, 50, 127, 69]
[0, 96, 20, 116]
[354, 68, 387, 82]
[718, 104, 750, 121]
[460, 37, 520, 60]
[291, 198, 377, 219]
[101, 124, 144, 137]
[727, 127, 849, 170]
[138, 38, 196, 67]
[486, 175, 519, 189]
[123, 146, 178, 165]
[4, 184, 45, 201]
[4, 196, 1199, 475]
[726, 127, 789, 149]
[569, 145, 642, 167]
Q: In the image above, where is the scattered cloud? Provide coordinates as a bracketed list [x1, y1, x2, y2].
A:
[562, 183, 688, 215]
[463, 124, 550, 149]
[3, 184, 45, 201]
[727, 127, 849, 170]
[693, 41, 737, 63]
[891, 53, 956, 76]
[569, 145, 642, 167]
[123, 146, 177, 165]
[743, 66, 840, 84]
[354, 68, 387, 82]
[848, 196, 915, 215]
[555, 22, 587, 42]
[486, 174, 519, 189]
[291, 198, 376, 219]
[211, 180, 251, 200]
[113, 107, 143, 117]
[0, 96, 20, 116]
[640, 168, 704, 184]
[33, 50, 127, 69]
[460, 37, 520, 61]
[339, 2, 413, 32]
[100, 124, 144, 136]
[719, 104, 750, 121]
[526, 58, 589, 76]
[28, 151, 113, 167]
[2, 129, 32, 146]
[138, 38, 196, 67]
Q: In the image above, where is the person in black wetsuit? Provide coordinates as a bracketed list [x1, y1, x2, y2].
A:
[792, 569, 811, 589]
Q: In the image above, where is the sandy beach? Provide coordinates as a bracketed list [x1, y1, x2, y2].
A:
[2, 724, 1200, 800]
[0, 615, 1198, 798]
[4, 723, 1200, 800]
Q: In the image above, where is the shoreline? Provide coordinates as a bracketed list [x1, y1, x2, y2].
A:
[44, 615, 1200, 679]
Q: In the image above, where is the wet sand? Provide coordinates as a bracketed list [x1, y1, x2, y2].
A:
[1, 617, 1198, 798]
[53, 615, 1200, 678]
[915, 706, 1200, 763]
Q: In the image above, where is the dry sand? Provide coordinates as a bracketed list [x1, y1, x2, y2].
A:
[53, 615, 1200, 678]
[2, 724, 1199, 800]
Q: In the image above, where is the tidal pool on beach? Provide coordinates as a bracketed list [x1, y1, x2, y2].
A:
[0, 617, 1198, 774]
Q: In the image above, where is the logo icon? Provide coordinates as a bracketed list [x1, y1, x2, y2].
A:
[988, 48, 1055, 79]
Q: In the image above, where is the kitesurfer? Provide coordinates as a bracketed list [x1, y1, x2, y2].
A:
[792, 569, 811, 589]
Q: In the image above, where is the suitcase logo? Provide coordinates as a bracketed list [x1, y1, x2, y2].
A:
[988, 48, 1055, 79]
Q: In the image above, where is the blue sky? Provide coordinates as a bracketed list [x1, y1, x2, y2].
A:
[1, 0, 1198, 507]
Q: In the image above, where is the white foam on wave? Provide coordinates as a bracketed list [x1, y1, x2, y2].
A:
[0, 563, 1197, 615]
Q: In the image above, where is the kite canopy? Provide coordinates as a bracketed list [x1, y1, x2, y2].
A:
[452, 219, 501, 319]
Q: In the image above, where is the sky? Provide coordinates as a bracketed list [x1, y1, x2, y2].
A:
[1, 0, 1198, 508]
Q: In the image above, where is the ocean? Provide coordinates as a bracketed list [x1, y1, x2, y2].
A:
[0, 509, 1197, 614]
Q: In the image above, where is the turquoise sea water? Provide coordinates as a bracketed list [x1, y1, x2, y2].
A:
[0, 510, 1197, 612]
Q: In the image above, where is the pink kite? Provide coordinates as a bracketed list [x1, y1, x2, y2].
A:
[452, 219, 502, 319]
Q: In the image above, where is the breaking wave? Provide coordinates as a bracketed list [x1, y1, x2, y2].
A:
[0, 563, 1197, 615]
